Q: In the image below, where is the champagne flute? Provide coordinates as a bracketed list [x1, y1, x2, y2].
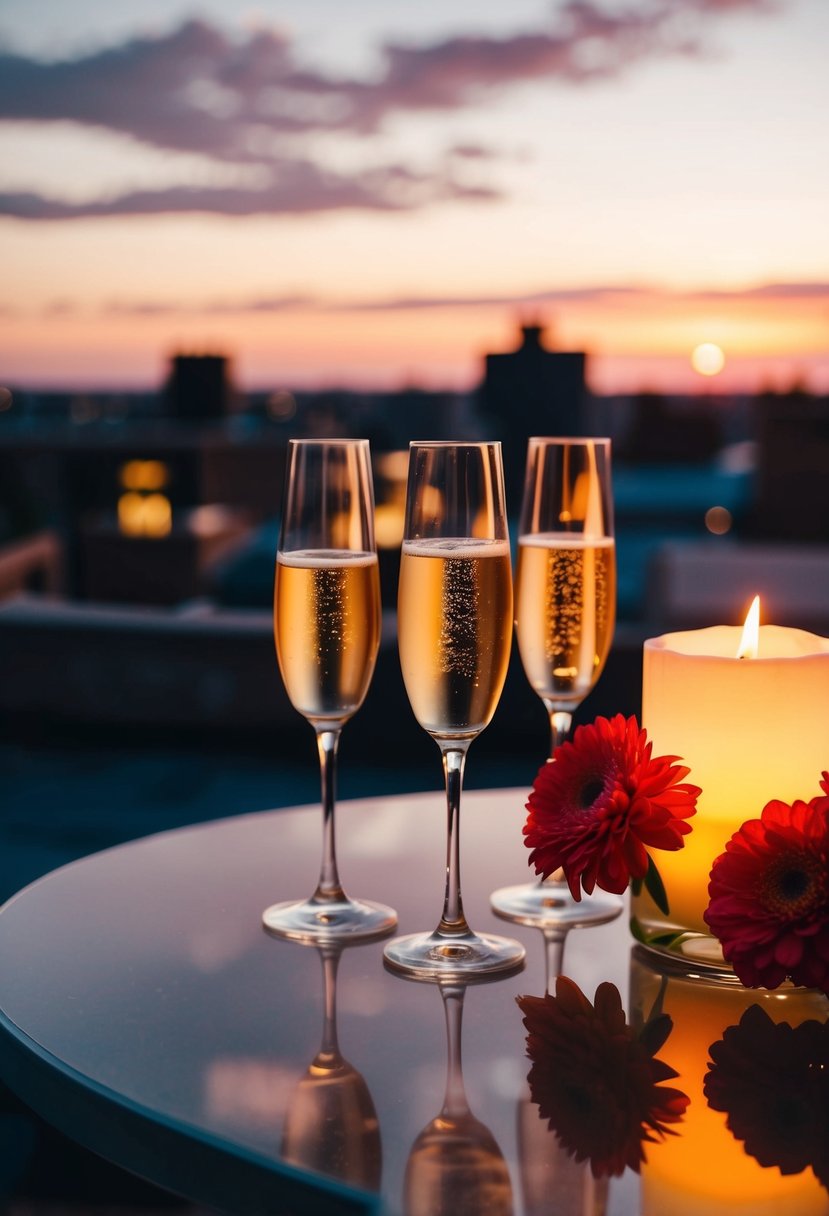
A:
[491, 437, 622, 927]
[263, 439, 397, 941]
[384, 441, 525, 978]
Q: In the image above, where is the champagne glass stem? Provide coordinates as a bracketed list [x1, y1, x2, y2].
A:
[543, 710, 573, 889]
[314, 727, 346, 904]
[319, 946, 341, 1059]
[440, 984, 468, 1119]
[436, 745, 471, 938]
[547, 709, 573, 760]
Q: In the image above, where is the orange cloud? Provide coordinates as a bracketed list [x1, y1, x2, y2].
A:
[2, 278, 827, 395]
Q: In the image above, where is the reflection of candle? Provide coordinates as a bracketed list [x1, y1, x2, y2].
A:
[631, 948, 829, 1215]
[636, 618, 829, 936]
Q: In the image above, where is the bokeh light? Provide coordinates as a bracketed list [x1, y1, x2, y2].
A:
[705, 505, 733, 535]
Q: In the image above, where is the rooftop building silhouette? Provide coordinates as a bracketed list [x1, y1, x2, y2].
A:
[164, 353, 233, 421]
[479, 321, 587, 509]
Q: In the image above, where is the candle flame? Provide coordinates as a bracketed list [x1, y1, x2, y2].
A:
[736, 596, 760, 659]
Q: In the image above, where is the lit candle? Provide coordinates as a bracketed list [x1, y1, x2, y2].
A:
[635, 603, 829, 937]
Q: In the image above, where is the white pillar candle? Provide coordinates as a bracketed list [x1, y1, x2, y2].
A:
[638, 624, 829, 936]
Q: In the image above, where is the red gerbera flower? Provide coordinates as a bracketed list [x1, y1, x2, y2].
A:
[523, 714, 699, 901]
[704, 791, 829, 993]
[704, 1003, 829, 1190]
[518, 976, 688, 1178]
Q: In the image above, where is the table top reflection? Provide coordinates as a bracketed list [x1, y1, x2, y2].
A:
[0, 790, 826, 1216]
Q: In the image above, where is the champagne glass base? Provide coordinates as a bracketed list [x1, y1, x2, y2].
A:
[383, 930, 525, 981]
[263, 897, 397, 944]
[490, 880, 623, 929]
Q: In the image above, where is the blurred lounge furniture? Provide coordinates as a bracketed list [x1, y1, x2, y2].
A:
[81, 505, 252, 606]
[646, 541, 829, 633]
[0, 595, 288, 733]
[0, 593, 646, 757]
[0, 531, 63, 600]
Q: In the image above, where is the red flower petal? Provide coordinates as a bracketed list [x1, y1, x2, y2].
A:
[705, 1004, 829, 1186]
[517, 977, 689, 1178]
[705, 794, 829, 995]
[523, 715, 698, 900]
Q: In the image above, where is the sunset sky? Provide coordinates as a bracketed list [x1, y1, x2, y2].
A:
[1, 0, 828, 395]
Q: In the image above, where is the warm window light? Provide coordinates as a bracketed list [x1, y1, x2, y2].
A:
[560, 470, 590, 524]
[374, 503, 405, 549]
[376, 450, 409, 481]
[118, 492, 172, 538]
[118, 492, 143, 535]
[420, 485, 444, 521]
[120, 460, 170, 491]
[143, 494, 172, 537]
[736, 595, 760, 659]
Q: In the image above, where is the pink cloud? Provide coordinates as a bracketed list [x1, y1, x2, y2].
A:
[24, 279, 826, 319]
[0, 0, 778, 219]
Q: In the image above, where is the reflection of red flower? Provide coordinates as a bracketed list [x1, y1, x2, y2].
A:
[517, 976, 688, 1178]
[705, 1003, 829, 1189]
[523, 714, 699, 900]
[704, 794, 829, 993]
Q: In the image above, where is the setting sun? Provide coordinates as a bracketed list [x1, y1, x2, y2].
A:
[691, 343, 726, 377]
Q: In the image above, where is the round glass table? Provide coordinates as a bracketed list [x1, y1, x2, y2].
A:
[0, 790, 826, 1215]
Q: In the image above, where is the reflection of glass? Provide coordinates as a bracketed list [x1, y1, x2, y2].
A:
[384, 442, 524, 979]
[540, 926, 568, 995]
[281, 942, 382, 1192]
[403, 982, 513, 1216]
[630, 945, 829, 1215]
[517, 1097, 608, 1216]
[492, 437, 621, 929]
[263, 439, 396, 941]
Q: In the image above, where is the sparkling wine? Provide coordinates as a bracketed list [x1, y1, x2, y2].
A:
[397, 538, 512, 739]
[275, 549, 380, 722]
[515, 533, 615, 706]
